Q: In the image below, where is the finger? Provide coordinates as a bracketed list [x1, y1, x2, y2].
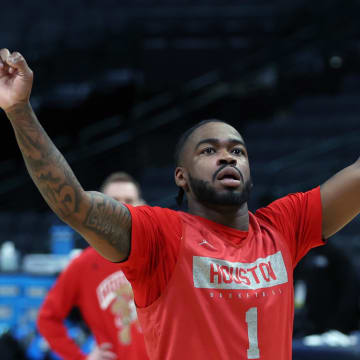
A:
[0, 48, 11, 63]
[7, 52, 31, 74]
[0, 48, 11, 71]
[99, 342, 113, 350]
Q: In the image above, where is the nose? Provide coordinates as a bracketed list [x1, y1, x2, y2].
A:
[217, 151, 237, 166]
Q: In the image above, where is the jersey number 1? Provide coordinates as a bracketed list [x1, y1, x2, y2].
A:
[246, 307, 260, 359]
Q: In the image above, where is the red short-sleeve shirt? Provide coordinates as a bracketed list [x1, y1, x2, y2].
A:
[121, 187, 323, 308]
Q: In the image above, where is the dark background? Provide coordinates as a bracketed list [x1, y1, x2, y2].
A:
[0, 2, 360, 358]
[1, 0, 360, 255]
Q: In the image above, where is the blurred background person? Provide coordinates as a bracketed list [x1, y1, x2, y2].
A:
[37, 172, 148, 360]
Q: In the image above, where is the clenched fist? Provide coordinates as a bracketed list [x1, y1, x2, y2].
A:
[0, 48, 33, 113]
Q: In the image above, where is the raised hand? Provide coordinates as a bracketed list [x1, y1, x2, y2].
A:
[0, 48, 33, 113]
[86, 343, 117, 360]
[0, 49, 131, 264]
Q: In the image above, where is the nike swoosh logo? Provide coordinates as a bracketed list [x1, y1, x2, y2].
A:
[199, 240, 216, 249]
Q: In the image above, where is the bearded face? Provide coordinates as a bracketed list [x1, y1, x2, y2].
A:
[188, 172, 253, 207]
[175, 121, 253, 210]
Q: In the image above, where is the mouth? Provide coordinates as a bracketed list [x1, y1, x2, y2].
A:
[216, 167, 242, 188]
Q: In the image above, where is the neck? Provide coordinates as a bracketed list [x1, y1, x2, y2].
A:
[187, 201, 249, 231]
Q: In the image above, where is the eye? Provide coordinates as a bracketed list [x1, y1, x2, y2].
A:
[201, 147, 216, 155]
[231, 148, 245, 156]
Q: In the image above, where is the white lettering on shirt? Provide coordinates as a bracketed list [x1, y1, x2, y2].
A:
[193, 251, 288, 290]
[97, 271, 130, 310]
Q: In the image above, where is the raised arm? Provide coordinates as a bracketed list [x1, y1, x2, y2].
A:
[320, 157, 360, 239]
[0, 48, 130, 262]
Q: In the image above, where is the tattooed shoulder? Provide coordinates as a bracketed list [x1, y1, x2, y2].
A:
[84, 191, 131, 255]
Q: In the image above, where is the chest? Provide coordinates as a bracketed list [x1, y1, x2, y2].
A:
[174, 221, 294, 308]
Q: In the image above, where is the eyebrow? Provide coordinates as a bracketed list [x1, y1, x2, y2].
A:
[194, 138, 246, 150]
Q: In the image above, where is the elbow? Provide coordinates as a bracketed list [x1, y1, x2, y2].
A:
[46, 188, 88, 225]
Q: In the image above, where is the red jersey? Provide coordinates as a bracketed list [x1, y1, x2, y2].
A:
[121, 187, 323, 360]
[37, 247, 149, 360]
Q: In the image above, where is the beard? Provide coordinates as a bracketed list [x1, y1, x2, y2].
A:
[188, 173, 253, 207]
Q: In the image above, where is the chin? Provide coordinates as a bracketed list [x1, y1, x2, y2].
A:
[218, 186, 242, 193]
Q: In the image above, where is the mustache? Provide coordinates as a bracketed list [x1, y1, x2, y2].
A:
[212, 164, 244, 183]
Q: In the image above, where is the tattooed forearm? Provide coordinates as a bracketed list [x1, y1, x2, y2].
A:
[7, 103, 82, 219]
[6, 104, 131, 260]
[85, 192, 131, 256]
[39, 172, 79, 218]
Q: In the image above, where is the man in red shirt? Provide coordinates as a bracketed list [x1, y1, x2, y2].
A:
[37, 172, 149, 360]
[1, 49, 360, 359]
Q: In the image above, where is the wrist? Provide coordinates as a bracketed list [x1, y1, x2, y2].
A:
[5, 101, 33, 119]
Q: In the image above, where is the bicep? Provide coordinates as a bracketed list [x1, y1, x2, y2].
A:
[67, 191, 132, 262]
[320, 159, 360, 239]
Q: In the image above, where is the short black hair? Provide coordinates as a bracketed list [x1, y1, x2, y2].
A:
[174, 119, 231, 206]
[174, 119, 230, 166]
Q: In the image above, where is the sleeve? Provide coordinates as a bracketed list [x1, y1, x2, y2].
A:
[37, 256, 87, 360]
[119, 205, 182, 308]
[255, 186, 324, 267]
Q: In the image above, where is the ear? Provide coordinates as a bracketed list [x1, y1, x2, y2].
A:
[174, 166, 189, 191]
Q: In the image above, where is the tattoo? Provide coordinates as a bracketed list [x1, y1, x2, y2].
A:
[84, 192, 131, 255]
[15, 121, 42, 160]
[10, 105, 82, 219]
[39, 172, 79, 218]
[9, 105, 131, 258]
